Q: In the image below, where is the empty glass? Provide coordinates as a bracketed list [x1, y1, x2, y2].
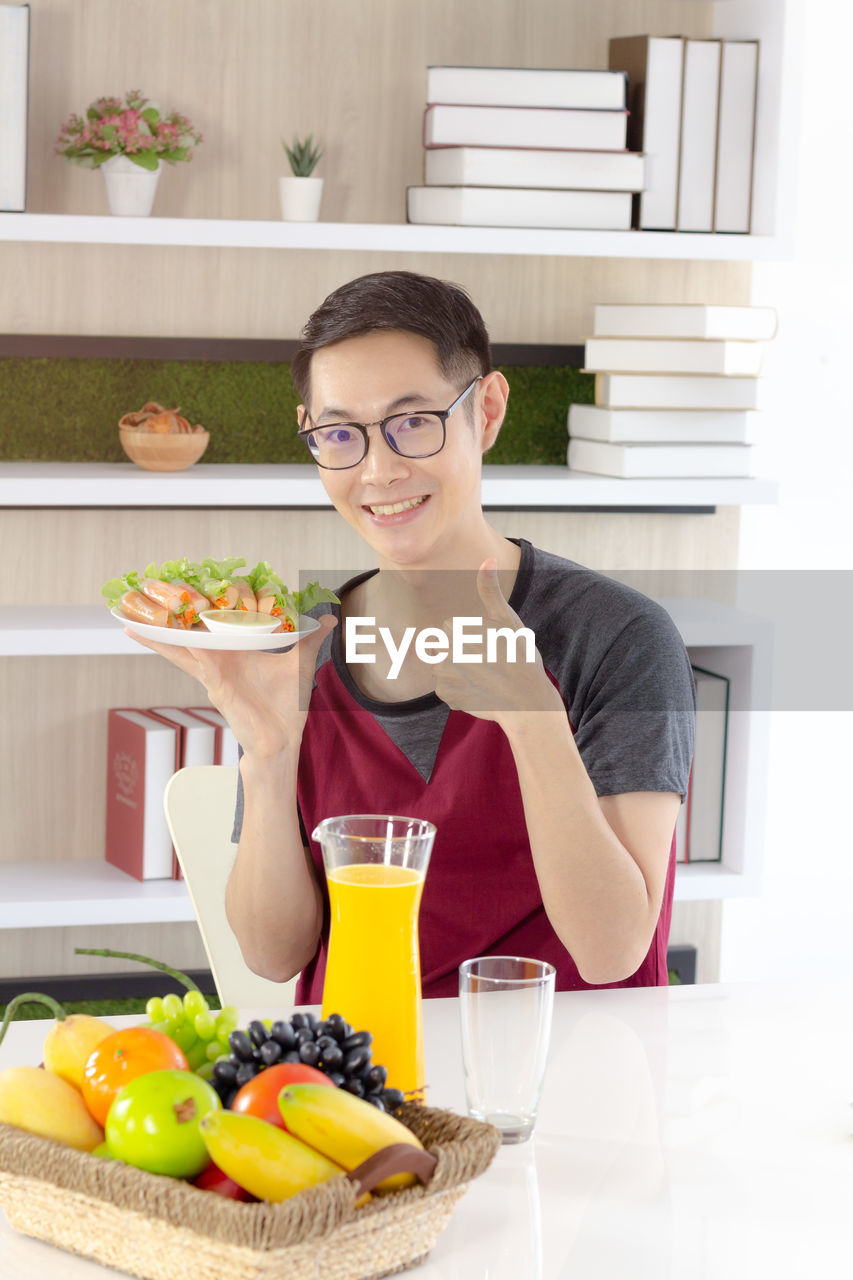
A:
[459, 955, 556, 1143]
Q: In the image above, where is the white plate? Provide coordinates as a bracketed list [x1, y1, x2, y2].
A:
[111, 606, 321, 651]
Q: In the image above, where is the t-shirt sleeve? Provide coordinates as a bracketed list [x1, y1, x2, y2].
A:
[567, 604, 696, 799]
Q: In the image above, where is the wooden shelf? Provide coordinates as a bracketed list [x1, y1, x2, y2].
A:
[0, 462, 779, 510]
[0, 213, 792, 260]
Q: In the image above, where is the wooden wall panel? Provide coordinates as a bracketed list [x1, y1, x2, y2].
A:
[21, 0, 712, 222]
[0, 505, 741, 608]
[0, 244, 752, 342]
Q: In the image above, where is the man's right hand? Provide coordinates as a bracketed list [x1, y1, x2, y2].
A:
[123, 612, 338, 760]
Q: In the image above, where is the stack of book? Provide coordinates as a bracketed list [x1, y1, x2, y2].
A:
[608, 35, 760, 233]
[567, 303, 777, 478]
[407, 65, 645, 231]
[105, 706, 238, 882]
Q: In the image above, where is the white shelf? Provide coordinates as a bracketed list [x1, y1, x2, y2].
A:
[0, 859, 194, 929]
[0, 606, 150, 656]
[0, 852, 732, 929]
[0, 598, 773, 657]
[0, 462, 778, 510]
[0, 213, 792, 260]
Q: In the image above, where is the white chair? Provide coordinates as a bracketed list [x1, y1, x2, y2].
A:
[163, 765, 297, 1009]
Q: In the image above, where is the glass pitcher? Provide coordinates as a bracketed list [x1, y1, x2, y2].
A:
[312, 814, 435, 1101]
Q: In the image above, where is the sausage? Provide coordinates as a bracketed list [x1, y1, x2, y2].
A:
[119, 591, 170, 628]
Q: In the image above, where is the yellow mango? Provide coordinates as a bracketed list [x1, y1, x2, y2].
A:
[43, 1014, 116, 1088]
[0, 1066, 104, 1151]
[277, 1082, 422, 1190]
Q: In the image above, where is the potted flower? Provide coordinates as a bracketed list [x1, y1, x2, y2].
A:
[279, 134, 324, 222]
[55, 90, 203, 217]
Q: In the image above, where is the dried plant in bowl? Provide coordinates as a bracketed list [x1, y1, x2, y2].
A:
[119, 401, 209, 471]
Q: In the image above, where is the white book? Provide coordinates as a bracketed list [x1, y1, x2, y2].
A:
[424, 146, 645, 192]
[426, 65, 627, 111]
[148, 707, 217, 767]
[677, 39, 722, 232]
[584, 338, 764, 377]
[567, 439, 755, 479]
[423, 103, 628, 152]
[688, 667, 730, 862]
[0, 4, 29, 211]
[714, 41, 759, 233]
[592, 304, 777, 341]
[567, 404, 759, 445]
[185, 706, 240, 767]
[407, 185, 631, 231]
[608, 35, 684, 229]
[595, 372, 761, 411]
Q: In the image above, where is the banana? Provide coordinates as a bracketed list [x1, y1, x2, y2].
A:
[198, 1110, 345, 1203]
[0, 1065, 104, 1151]
[278, 1082, 423, 1191]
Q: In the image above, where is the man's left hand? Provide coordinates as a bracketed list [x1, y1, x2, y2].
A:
[432, 559, 565, 723]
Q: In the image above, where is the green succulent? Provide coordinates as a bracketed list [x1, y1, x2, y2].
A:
[282, 134, 323, 177]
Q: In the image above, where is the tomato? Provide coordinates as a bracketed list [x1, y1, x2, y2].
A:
[106, 1069, 220, 1178]
[82, 1026, 189, 1126]
[192, 1159, 256, 1201]
[230, 1062, 332, 1129]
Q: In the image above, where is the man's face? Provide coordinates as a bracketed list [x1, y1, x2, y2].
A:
[299, 329, 493, 569]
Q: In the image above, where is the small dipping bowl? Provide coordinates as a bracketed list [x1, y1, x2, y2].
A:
[200, 609, 283, 634]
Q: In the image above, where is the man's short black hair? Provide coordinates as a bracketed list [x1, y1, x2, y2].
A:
[291, 270, 492, 404]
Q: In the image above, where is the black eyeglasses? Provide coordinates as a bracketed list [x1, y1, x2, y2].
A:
[297, 376, 483, 470]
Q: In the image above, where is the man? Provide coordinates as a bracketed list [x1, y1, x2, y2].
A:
[137, 270, 695, 998]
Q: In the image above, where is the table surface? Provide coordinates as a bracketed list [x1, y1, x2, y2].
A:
[1, 979, 851, 1279]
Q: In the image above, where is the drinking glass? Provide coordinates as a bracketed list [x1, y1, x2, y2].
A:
[459, 955, 555, 1143]
[313, 814, 435, 1101]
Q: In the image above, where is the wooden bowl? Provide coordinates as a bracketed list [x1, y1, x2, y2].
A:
[119, 426, 210, 472]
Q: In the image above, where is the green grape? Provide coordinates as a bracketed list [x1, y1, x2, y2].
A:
[161, 993, 184, 1023]
[148, 1020, 171, 1036]
[171, 1022, 198, 1054]
[196, 1060, 215, 1081]
[146, 996, 165, 1023]
[193, 1011, 216, 1040]
[183, 990, 209, 1020]
[206, 1040, 224, 1062]
[185, 1039, 210, 1072]
[215, 1007, 238, 1036]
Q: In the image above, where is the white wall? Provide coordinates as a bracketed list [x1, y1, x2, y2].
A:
[720, 0, 853, 981]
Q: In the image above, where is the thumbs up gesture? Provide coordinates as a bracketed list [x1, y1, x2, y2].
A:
[432, 559, 563, 724]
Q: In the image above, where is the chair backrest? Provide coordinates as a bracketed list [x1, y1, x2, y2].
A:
[163, 765, 297, 1009]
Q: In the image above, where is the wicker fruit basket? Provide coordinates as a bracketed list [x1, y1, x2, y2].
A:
[0, 1102, 500, 1280]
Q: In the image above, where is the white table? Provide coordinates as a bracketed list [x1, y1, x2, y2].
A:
[1, 980, 851, 1278]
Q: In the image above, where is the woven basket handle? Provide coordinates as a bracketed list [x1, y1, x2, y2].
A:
[347, 1143, 438, 1196]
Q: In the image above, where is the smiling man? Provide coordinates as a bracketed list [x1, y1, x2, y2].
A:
[138, 271, 695, 997]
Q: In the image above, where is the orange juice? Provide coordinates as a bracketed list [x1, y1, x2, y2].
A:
[322, 863, 426, 1099]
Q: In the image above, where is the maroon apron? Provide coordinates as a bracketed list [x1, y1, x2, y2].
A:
[295, 659, 676, 1003]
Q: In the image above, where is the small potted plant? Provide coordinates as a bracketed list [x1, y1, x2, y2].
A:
[279, 134, 324, 222]
[55, 90, 203, 217]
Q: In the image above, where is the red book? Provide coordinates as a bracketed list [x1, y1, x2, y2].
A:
[105, 709, 180, 881]
[185, 706, 240, 767]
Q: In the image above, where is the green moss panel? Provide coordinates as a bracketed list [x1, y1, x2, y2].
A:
[0, 358, 594, 466]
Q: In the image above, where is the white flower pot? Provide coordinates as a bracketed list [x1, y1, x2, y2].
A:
[101, 155, 161, 217]
[279, 175, 324, 222]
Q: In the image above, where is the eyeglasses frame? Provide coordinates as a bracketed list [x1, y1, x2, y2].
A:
[296, 375, 484, 470]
